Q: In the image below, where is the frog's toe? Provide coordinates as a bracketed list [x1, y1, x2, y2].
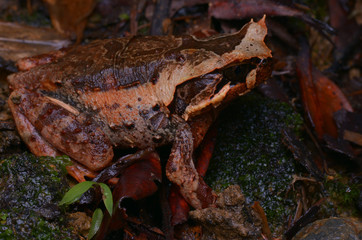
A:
[66, 163, 97, 182]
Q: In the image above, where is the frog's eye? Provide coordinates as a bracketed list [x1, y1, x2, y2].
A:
[152, 104, 160, 111]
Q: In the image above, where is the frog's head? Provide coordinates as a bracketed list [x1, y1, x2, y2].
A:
[169, 16, 272, 120]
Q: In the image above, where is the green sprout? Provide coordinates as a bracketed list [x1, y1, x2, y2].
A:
[60, 181, 113, 239]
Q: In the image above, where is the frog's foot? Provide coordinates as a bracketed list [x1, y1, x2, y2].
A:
[16, 49, 66, 71]
[8, 89, 114, 171]
[66, 163, 98, 182]
[166, 116, 217, 209]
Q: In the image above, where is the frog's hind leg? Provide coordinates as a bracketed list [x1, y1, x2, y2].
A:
[166, 116, 217, 209]
[8, 93, 60, 157]
[8, 89, 114, 172]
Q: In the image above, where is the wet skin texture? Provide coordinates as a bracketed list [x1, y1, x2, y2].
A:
[8, 18, 272, 209]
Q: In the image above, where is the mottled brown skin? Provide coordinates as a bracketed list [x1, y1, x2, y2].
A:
[8, 17, 272, 209]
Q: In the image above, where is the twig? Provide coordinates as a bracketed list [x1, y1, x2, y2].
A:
[151, 0, 171, 35]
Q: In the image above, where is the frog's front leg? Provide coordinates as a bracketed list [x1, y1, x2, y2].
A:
[166, 116, 217, 209]
[8, 89, 114, 171]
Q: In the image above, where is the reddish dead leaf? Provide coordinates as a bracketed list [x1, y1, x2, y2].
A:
[312, 68, 353, 138]
[252, 201, 272, 240]
[43, 0, 96, 42]
[112, 154, 162, 202]
[195, 125, 217, 177]
[209, 0, 334, 35]
[296, 39, 353, 140]
[169, 126, 217, 225]
[95, 152, 162, 239]
[169, 185, 190, 225]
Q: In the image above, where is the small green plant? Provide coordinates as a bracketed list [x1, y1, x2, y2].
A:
[119, 13, 130, 21]
[60, 181, 113, 239]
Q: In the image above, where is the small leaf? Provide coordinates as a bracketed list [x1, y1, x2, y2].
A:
[59, 181, 95, 205]
[88, 208, 103, 240]
[98, 183, 113, 216]
[119, 13, 130, 21]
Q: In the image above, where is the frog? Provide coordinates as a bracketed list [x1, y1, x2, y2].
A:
[7, 17, 272, 210]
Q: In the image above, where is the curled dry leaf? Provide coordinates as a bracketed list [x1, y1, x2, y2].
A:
[296, 39, 353, 140]
[43, 0, 96, 42]
[112, 154, 162, 202]
[252, 201, 272, 240]
[95, 153, 162, 239]
[312, 69, 353, 138]
[0, 22, 70, 63]
[169, 184, 190, 226]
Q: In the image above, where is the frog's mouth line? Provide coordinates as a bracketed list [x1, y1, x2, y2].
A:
[170, 57, 264, 120]
[219, 57, 263, 89]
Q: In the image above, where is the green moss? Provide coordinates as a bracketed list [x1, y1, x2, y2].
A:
[0, 153, 76, 239]
[324, 175, 361, 216]
[205, 92, 303, 230]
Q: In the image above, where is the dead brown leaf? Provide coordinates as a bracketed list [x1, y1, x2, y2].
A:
[43, 0, 96, 42]
[0, 22, 70, 62]
[296, 39, 352, 140]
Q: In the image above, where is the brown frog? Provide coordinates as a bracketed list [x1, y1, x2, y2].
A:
[7, 17, 272, 209]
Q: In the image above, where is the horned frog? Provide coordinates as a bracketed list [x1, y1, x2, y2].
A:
[8, 17, 271, 209]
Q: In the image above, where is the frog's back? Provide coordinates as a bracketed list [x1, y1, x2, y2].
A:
[8, 19, 271, 148]
[9, 21, 269, 95]
[9, 36, 180, 91]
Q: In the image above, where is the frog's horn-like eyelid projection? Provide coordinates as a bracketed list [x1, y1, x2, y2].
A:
[190, 15, 266, 42]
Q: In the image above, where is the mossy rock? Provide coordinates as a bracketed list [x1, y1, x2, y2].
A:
[0, 152, 76, 239]
[205, 92, 303, 232]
